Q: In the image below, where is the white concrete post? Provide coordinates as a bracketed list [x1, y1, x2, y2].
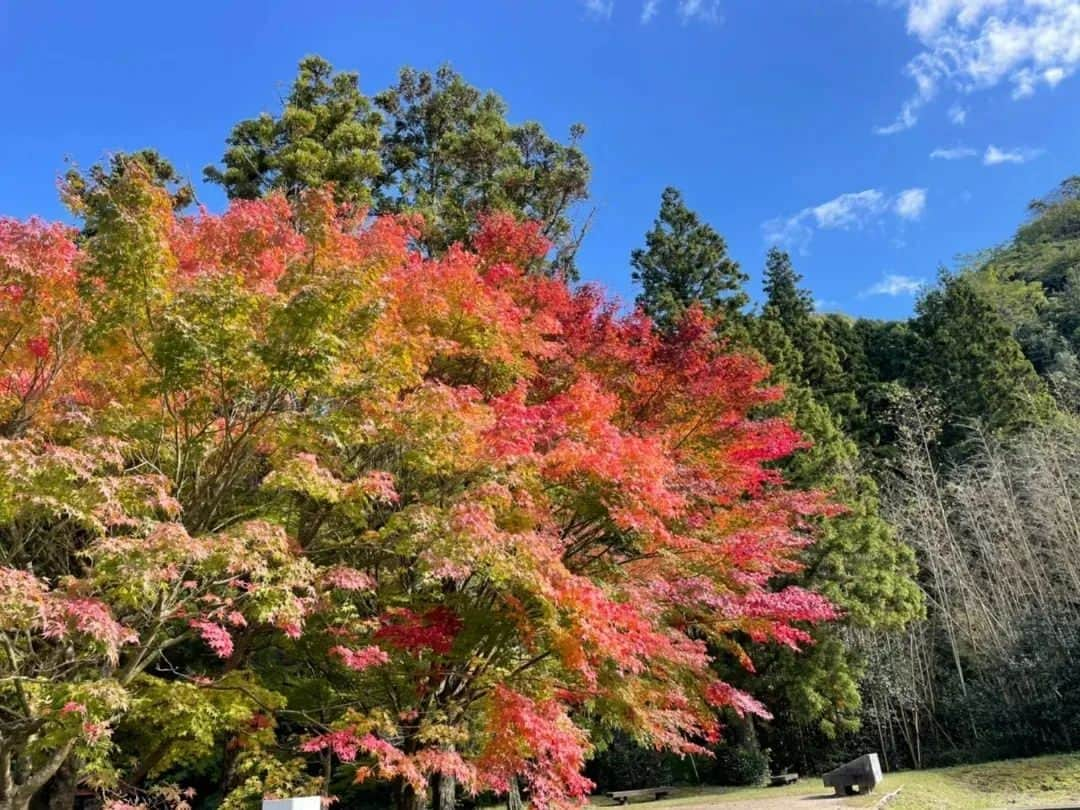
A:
[263, 797, 322, 810]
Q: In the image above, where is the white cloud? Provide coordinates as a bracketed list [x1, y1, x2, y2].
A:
[1045, 66, 1067, 86]
[931, 143, 1044, 163]
[810, 189, 888, 228]
[677, 0, 721, 23]
[877, 0, 1080, 133]
[895, 187, 928, 220]
[984, 144, 1044, 164]
[875, 98, 923, 135]
[862, 274, 926, 297]
[583, 0, 614, 18]
[948, 104, 968, 124]
[638, 0, 720, 23]
[930, 145, 978, 159]
[764, 188, 926, 251]
[1011, 67, 1038, 98]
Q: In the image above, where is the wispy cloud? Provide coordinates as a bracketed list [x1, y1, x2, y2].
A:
[984, 145, 1044, 165]
[875, 100, 921, 136]
[640, 0, 721, 24]
[894, 188, 928, 220]
[930, 145, 977, 160]
[930, 143, 1043, 163]
[948, 104, 968, 125]
[583, 0, 614, 19]
[861, 274, 926, 297]
[876, 0, 1080, 134]
[811, 189, 887, 229]
[764, 188, 927, 252]
[677, 0, 721, 23]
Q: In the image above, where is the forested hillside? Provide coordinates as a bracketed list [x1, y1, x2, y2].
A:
[612, 176, 1080, 780]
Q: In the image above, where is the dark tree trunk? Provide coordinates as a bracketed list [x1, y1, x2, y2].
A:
[392, 779, 427, 810]
[1, 741, 75, 810]
[432, 773, 455, 810]
[505, 777, 523, 810]
[44, 757, 79, 810]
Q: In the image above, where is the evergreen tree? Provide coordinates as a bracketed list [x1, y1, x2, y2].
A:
[206, 58, 591, 275]
[842, 319, 918, 460]
[740, 252, 922, 765]
[753, 254, 923, 635]
[205, 55, 383, 206]
[740, 357, 923, 755]
[911, 273, 1056, 446]
[762, 247, 814, 328]
[760, 248, 857, 427]
[375, 65, 590, 273]
[631, 187, 748, 333]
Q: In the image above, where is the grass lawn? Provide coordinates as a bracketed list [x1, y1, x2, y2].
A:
[589, 752, 1080, 809]
[875, 753, 1080, 809]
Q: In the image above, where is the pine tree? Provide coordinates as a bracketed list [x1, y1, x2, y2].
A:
[754, 254, 922, 628]
[741, 365, 922, 752]
[206, 58, 591, 276]
[762, 247, 814, 328]
[911, 272, 1056, 447]
[205, 55, 383, 206]
[632, 187, 748, 333]
[374, 65, 590, 273]
[760, 248, 857, 426]
[742, 254, 923, 761]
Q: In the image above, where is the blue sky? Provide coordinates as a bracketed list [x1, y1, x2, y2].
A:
[1, 0, 1078, 319]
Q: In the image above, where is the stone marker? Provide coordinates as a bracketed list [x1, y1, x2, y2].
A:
[822, 753, 883, 796]
[263, 797, 321, 810]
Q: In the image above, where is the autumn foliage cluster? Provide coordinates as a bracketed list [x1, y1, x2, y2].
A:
[0, 166, 834, 810]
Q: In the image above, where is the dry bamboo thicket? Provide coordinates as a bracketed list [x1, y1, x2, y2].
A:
[856, 397, 1080, 770]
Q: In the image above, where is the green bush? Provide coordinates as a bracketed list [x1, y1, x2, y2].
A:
[710, 739, 769, 786]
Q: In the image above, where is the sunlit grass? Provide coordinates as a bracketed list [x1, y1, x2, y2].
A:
[878, 753, 1080, 809]
[588, 752, 1080, 809]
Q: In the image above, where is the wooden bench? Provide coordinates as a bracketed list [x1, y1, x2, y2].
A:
[823, 753, 882, 796]
[768, 772, 798, 786]
[606, 787, 673, 805]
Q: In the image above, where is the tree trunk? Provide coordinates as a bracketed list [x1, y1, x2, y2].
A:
[393, 779, 427, 810]
[44, 756, 79, 810]
[432, 773, 455, 810]
[0, 741, 75, 810]
[505, 777, 523, 810]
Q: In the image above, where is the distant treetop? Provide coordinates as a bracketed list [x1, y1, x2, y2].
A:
[205, 57, 591, 277]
